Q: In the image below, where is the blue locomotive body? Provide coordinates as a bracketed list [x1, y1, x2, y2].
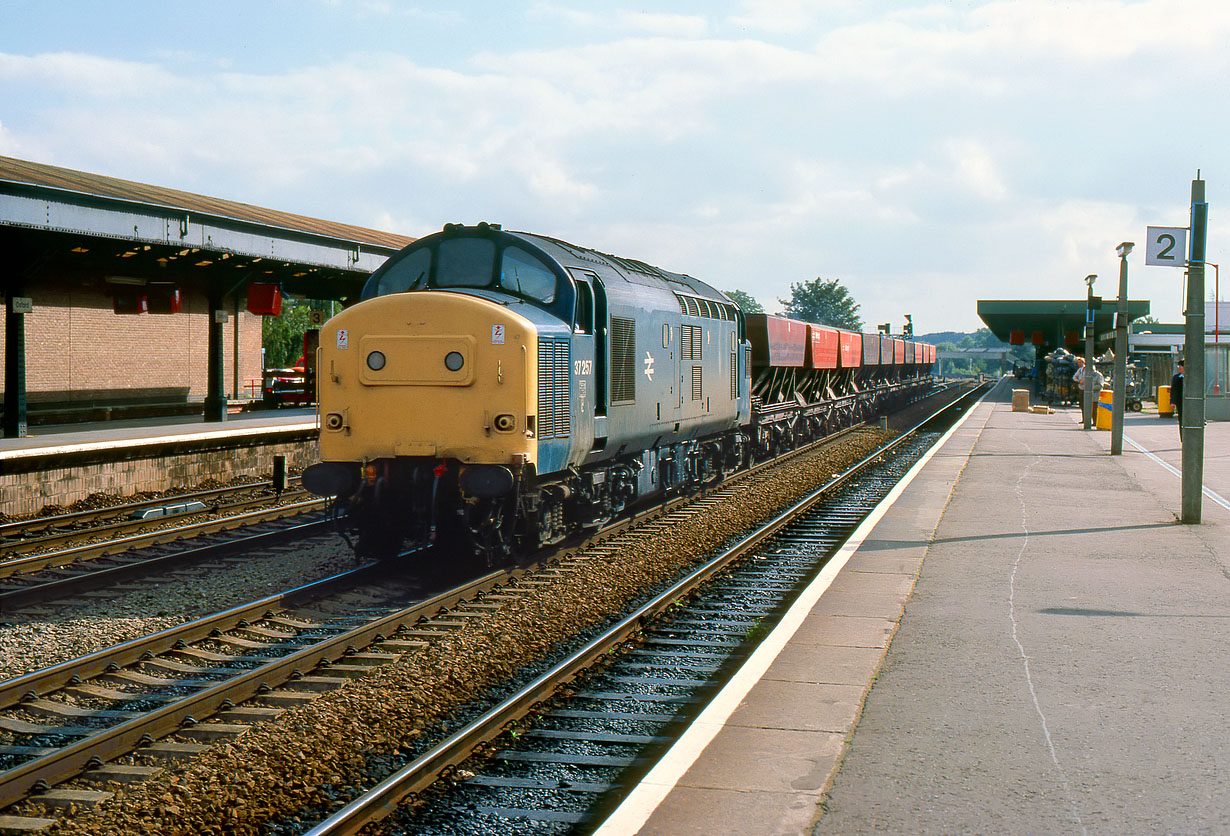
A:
[305, 223, 931, 561]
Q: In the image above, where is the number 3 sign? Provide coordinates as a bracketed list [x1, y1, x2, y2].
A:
[1145, 226, 1188, 267]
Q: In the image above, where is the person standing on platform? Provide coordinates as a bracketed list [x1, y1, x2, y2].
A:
[1171, 359, 1184, 437]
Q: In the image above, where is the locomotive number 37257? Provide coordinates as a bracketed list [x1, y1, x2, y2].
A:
[573, 359, 593, 376]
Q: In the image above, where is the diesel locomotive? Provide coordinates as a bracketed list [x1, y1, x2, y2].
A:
[302, 223, 936, 562]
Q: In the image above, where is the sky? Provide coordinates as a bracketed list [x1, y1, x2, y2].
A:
[2, 0, 1228, 334]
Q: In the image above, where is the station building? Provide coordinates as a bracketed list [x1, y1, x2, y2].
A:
[978, 298, 1230, 419]
[1, 155, 413, 436]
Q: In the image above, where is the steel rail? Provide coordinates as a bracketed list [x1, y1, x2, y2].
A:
[0, 561, 530, 810]
[0, 498, 327, 580]
[0, 478, 303, 540]
[302, 382, 982, 836]
[0, 517, 333, 615]
[0, 489, 313, 559]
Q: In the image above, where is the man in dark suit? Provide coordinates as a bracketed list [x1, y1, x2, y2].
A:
[1171, 359, 1184, 437]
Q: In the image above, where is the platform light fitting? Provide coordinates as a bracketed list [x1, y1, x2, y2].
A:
[1116, 242, 1134, 258]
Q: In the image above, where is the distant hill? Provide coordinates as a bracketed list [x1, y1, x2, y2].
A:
[917, 331, 970, 346]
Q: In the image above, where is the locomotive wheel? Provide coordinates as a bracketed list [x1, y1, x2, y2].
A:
[470, 496, 517, 566]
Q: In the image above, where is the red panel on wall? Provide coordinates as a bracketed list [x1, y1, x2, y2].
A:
[1009, 330, 1025, 345]
[112, 289, 148, 314]
[1030, 331, 1045, 345]
[247, 283, 283, 316]
[147, 284, 181, 314]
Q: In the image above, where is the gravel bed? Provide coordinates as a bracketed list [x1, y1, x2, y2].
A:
[0, 536, 357, 683]
[35, 428, 891, 836]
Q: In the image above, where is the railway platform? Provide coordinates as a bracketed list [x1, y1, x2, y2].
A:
[597, 377, 1228, 835]
[0, 410, 317, 519]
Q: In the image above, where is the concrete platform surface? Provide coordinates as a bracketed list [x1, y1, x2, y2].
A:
[597, 378, 1228, 836]
[0, 408, 316, 460]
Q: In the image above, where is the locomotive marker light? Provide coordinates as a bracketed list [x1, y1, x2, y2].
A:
[366, 351, 386, 371]
[1110, 242, 1132, 455]
[445, 351, 465, 371]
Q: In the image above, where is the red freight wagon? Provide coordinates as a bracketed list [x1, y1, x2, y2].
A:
[861, 333, 882, 366]
[839, 330, 862, 368]
[745, 313, 807, 367]
[914, 342, 925, 364]
[807, 324, 840, 369]
[892, 338, 905, 364]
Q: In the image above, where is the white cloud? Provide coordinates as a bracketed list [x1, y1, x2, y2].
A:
[809, 0, 1230, 95]
[0, 51, 181, 98]
[4, 0, 1229, 331]
[945, 139, 1008, 202]
[731, 0, 859, 35]
[529, 3, 708, 37]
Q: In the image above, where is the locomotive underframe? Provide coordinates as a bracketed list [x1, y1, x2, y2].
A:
[337, 375, 935, 564]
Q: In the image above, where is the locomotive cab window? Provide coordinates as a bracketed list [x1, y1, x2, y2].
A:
[500, 246, 556, 304]
[366, 247, 431, 299]
[437, 237, 497, 289]
[573, 278, 594, 334]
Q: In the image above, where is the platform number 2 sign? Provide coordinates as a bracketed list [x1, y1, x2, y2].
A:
[1145, 226, 1188, 268]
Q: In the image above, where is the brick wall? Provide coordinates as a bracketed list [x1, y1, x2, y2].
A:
[0, 438, 320, 518]
[2, 281, 264, 403]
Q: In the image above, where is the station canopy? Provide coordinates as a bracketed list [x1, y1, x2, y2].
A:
[978, 299, 1151, 351]
[0, 155, 415, 302]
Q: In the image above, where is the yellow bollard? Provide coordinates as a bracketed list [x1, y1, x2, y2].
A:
[1096, 389, 1113, 430]
[1158, 384, 1172, 416]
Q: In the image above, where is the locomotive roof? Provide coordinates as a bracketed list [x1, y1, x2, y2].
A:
[510, 230, 729, 304]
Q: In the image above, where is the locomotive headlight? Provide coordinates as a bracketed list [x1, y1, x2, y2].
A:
[444, 351, 465, 371]
[366, 351, 386, 371]
[494, 413, 516, 432]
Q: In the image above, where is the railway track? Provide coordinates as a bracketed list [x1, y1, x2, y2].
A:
[0, 383, 979, 834]
[293, 385, 981, 836]
[0, 558, 537, 826]
[0, 479, 304, 540]
[0, 416, 886, 830]
[0, 490, 330, 615]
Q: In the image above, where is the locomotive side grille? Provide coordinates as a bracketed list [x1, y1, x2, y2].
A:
[610, 316, 636, 403]
[692, 365, 703, 400]
[681, 324, 701, 361]
[537, 338, 571, 437]
[731, 351, 737, 399]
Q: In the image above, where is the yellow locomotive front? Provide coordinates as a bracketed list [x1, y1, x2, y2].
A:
[317, 291, 535, 465]
[306, 289, 541, 558]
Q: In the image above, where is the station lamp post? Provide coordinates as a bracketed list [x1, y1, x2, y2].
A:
[1111, 243, 1133, 455]
[1083, 274, 1097, 430]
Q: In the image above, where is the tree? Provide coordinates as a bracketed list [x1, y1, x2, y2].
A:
[723, 289, 764, 314]
[778, 277, 863, 330]
[262, 299, 320, 368]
